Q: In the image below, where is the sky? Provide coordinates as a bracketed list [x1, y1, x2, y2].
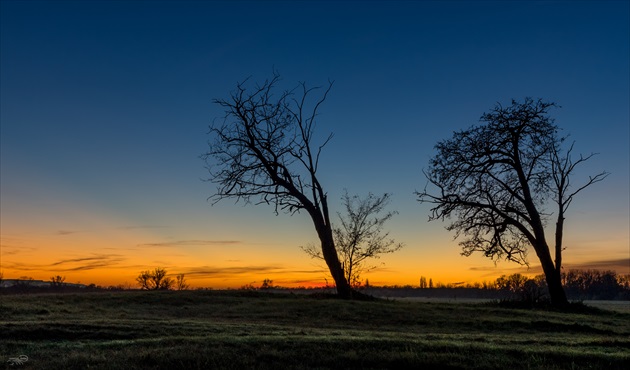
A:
[1, 0, 628, 289]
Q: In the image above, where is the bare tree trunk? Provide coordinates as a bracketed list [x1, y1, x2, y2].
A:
[319, 229, 353, 299]
[546, 269, 568, 307]
[554, 211, 565, 276]
[518, 162, 569, 308]
[548, 209, 569, 307]
[296, 190, 352, 298]
[533, 241, 569, 307]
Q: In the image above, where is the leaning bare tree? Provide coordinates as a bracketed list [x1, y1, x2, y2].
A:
[204, 73, 354, 298]
[302, 191, 403, 287]
[417, 98, 608, 308]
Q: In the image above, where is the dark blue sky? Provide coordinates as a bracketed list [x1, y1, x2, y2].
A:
[1, 1, 628, 287]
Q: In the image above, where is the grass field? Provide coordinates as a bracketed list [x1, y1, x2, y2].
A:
[1, 290, 628, 369]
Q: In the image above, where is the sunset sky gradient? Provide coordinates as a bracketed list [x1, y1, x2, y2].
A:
[1, 1, 628, 288]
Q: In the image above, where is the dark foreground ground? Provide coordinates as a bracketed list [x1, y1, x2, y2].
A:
[1, 290, 629, 369]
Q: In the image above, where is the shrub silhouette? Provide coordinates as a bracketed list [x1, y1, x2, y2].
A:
[136, 268, 173, 290]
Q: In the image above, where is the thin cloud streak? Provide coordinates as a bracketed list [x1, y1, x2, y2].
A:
[49, 255, 121, 266]
[282, 279, 330, 285]
[137, 240, 241, 248]
[56, 230, 78, 236]
[176, 265, 327, 280]
[0, 245, 39, 256]
[566, 258, 630, 272]
[181, 265, 284, 278]
[50, 254, 126, 272]
[468, 258, 630, 279]
[468, 264, 543, 279]
[0, 244, 39, 256]
[4, 254, 126, 272]
[116, 225, 168, 230]
[57, 261, 125, 272]
[290, 269, 330, 275]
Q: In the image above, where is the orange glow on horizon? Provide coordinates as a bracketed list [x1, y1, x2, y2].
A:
[2, 211, 628, 290]
[2, 249, 628, 290]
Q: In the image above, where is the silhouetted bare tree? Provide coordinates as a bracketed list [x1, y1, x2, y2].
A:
[417, 98, 608, 308]
[302, 191, 403, 287]
[50, 275, 66, 289]
[175, 274, 189, 291]
[136, 267, 173, 290]
[204, 73, 354, 298]
[260, 278, 275, 289]
[419, 276, 428, 289]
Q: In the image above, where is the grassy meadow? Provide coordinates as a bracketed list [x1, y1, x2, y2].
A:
[1, 290, 629, 369]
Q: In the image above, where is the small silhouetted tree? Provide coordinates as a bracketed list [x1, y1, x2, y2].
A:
[175, 274, 189, 291]
[417, 98, 608, 308]
[420, 276, 427, 289]
[260, 278, 274, 289]
[136, 267, 173, 290]
[204, 73, 354, 298]
[136, 271, 152, 290]
[50, 275, 66, 289]
[302, 191, 403, 288]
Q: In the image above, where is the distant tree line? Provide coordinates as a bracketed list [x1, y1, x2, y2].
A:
[495, 270, 630, 301]
[0, 268, 191, 294]
[415, 270, 629, 301]
[2, 269, 628, 301]
[562, 269, 629, 300]
[234, 269, 630, 302]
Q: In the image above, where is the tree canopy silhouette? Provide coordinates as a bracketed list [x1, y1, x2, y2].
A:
[136, 267, 173, 290]
[417, 98, 608, 308]
[204, 73, 354, 298]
